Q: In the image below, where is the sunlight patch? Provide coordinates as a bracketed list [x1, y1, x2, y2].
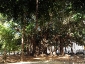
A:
[7, 61, 39, 64]
[33, 57, 41, 59]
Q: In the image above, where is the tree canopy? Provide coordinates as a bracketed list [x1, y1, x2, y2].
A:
[0, 0, 85, 59]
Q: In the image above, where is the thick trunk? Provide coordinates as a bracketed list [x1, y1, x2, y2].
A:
[60, 45, 64, 55]
[60, 37, 64, 55]
[42, 45, 47, 55]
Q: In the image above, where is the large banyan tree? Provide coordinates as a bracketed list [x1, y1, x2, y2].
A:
[0, 0, 85, 60]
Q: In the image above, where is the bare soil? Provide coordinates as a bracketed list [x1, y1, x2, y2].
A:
[0, 54, 84, 64]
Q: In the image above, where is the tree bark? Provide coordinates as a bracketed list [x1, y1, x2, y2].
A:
[60, 44, 64, 55]
[32, 36, 36, 56]
[31, 0, 38, 56]
[21, 13, 26, 61]
[3, 46, 7, 63]
[21, 31, 24, 61]
[35, 0, 38, 30]
[60, 37, 64, 56]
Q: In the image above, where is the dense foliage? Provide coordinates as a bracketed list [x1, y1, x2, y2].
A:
[0, 0, 85, 59]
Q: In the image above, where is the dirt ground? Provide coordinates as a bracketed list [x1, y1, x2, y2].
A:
[0, 54, 85, 64]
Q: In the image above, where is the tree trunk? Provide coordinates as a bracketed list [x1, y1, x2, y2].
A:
[35, 0, 38, 30]
[65, 47, 67, 53]
[71, 47, 73, 54]
[3, 47, 7, 63]
[21, 33, 24, 61]
[60, 44, 64, 55]
[31, 36, 36, 56]
[60, 37, 64, 56]
[8, 51, 10, 55]
[31, 0, 38, 56]
[21, 13, 26, 61]
[13, 51, 15, 55]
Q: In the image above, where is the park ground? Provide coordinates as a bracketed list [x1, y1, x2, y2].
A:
[0, 54, 85, 64]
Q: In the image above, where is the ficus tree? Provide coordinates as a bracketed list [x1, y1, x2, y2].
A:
[0, 0, 85, 57]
